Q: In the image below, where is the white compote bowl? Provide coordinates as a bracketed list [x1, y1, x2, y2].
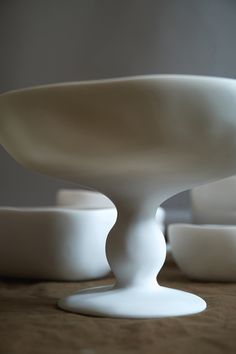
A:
[1, 75, 236, 318]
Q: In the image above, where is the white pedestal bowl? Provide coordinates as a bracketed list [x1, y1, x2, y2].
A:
[1, 75, 236, 317]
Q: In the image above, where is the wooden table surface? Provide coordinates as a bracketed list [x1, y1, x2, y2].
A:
[0, 262, 236, 354]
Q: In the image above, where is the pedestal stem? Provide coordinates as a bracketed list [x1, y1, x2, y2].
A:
[106, 200, 166, 289]
[58, 196, 206, 318]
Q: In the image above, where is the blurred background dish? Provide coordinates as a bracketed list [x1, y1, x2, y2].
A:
[56, 189, 115, 209]
[168, 223, 236, 281]
[191, 176, 236, 224]
[56, 189, 166, 233]
[0, 203, 116, 281]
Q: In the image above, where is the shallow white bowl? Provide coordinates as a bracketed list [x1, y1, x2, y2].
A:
[0, 206, 117, 280]
[168, 223, 236, 281]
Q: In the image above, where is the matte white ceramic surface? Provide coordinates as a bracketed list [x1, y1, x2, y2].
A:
[191, 176, 236, 224]
[155, 207, 166, 233]
[0, 206, 116, 280]
[56, 188, 165, 232]
[1, 75, 236, 317]
[168, 223, 236, 281]
[56, 189, 115, 209]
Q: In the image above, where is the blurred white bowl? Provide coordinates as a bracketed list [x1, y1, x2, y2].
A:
[191, 209, 236, 225]
[56, 189, 165, 232]
[191, 176, 236, 224]
[56, 189, 115, 209]
[168, 223, 236, 281]
[0, 205, 117, 280]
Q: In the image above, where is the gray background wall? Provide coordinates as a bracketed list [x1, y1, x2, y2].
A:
[1, 0, 236, 216]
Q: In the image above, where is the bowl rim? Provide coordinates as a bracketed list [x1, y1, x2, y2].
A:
[168, 223, 236, 231]
[1, 74, 236, 97]
[0, 206, 116, 213]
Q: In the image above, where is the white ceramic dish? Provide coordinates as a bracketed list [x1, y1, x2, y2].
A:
[56, 189, 166, 232]
[0, 206, 116, 280]
[168, 223, 236, 281]
[56, 189, 115, 209]
[2, 75, 236, 317]
[191, 176, 236, 224]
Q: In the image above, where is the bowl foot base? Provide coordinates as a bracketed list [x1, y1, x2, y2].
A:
[58, 284, 206, 318]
